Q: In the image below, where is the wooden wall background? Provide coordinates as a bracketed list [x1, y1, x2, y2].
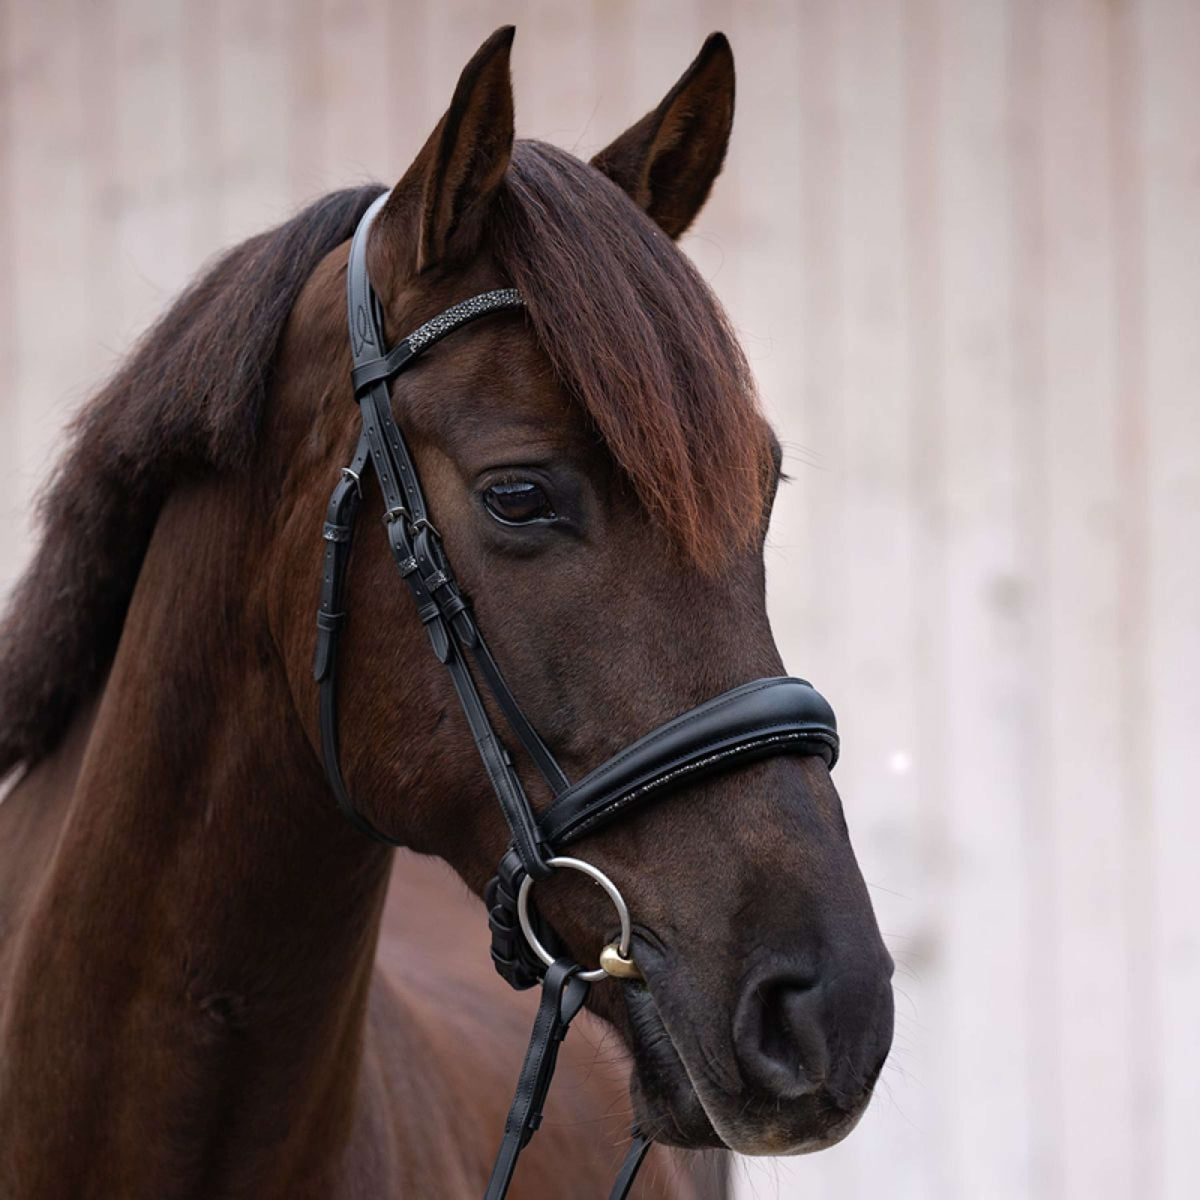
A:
[1, 2, 1196, 1197]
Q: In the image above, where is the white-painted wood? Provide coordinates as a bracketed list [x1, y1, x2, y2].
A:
[1, 4, 1197, 1197]
[5, 0, 93, 584]
[0, 0, 17, 576]
[1140, 4, 1200, 1198]
[935, 2, 1040, 1195]
[1037, 4, 1138, 1196]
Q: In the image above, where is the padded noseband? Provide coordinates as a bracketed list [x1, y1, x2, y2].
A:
[539, 676, 837, 848]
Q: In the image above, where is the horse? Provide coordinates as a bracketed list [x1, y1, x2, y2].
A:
[0, 26, 894, 1199]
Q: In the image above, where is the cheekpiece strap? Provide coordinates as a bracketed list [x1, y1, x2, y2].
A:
[318, 192, 565, 878]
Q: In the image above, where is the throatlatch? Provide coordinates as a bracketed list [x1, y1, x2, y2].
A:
[314, 191, 842, 1199]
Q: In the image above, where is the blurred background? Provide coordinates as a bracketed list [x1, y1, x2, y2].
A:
[1, 1, 1197, 1197]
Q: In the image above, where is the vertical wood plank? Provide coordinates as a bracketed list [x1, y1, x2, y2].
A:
[726, 0, 807, 539]
[181, 0, 220, 260]
[1109, 2, 1158, 1196]
[1037, 2, 1137, 1195]
[1007, 1, 1058, 1196]
[0, 0, 15, 591]
[77, 0, 121, 434]
[899, 0, 948, 1196]
[1140, 3, 1200, 1197]
[933, 0, 1043, 1194]
[109, 0, 191, 331]
[319, 0, 393, 184]
[819, 4, 918, 1199]
[380, 0, 426, 170]
[515, 0, 596, 153]
[587, 0, 634, 164]
[418, 0, 459, 124]
[213, 0, 289, 240]
[285, 0, 324, 202]
[7, 0, 92, 576]
[792, 0, 845, 700]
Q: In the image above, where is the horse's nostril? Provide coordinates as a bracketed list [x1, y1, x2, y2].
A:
[734, 975, 830, 1099]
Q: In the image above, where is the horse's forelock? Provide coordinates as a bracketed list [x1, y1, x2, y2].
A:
[491, 140, 773, 568]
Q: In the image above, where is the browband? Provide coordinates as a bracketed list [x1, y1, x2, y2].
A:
[315, 190, 841, 1200]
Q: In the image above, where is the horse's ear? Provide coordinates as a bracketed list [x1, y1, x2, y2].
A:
[373, 26, 515, 277]
[591, 33, 734, 240]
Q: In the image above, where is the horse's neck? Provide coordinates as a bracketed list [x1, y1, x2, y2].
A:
[0, 485, 395, 1198]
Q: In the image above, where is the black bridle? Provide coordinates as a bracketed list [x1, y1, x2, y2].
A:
[314, 192, 841, 1198]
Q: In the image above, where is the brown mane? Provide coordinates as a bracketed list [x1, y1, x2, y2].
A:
[0, 186, 384, 774]
[0, 145, 773, 777]
[493, 141, 772, 566]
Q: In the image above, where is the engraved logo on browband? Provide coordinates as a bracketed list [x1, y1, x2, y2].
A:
[354, 304, 376, 356]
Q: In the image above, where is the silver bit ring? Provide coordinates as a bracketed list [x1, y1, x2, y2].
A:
[516, 856, 635, 983]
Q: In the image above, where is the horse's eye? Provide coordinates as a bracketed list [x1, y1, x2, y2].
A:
[483, 481, 556, 525]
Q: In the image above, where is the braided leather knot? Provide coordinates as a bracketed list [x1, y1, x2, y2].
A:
[485, 850, 559, 990]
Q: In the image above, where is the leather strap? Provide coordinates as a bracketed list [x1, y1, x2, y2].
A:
[314, 431, 403, 845]
[609, 1132, 652, 1200]
[538, 676, 838, 847]
[483, 961, 590, 1200]
[318, 194, 564, 874]
[351, 287, 524, 395]
[466, 624, 569, 795]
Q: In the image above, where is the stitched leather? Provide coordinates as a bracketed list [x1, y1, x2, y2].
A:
[319, 194, 561, 877]
[539, 676, 838, 846]
[483, 961, 589, 1200]
[609, 1133, 651, 1200]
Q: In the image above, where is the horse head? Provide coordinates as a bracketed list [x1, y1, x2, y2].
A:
[266, 27, 893, 1159]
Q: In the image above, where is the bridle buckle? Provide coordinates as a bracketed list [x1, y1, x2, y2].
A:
[409, 515, 441, 540]
[383, 506, 442, 546]
[340, 465, 362, 499]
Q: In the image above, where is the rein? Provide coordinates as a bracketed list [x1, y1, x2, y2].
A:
[314, 192, 840, 1197]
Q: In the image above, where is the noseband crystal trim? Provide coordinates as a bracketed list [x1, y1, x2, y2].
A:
[313, 192, 841, 1199]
